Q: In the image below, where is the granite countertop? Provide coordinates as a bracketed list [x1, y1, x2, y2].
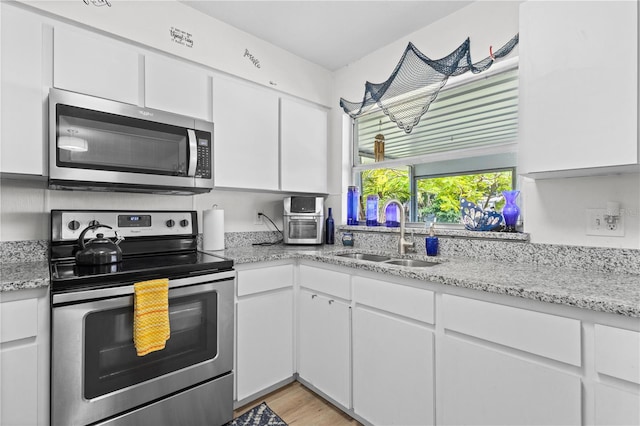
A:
[0, 261, 50, 292]
[2, 244, 638, 318]
[211, 244, 640, 318]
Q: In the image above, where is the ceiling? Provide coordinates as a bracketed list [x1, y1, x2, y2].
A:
[179, 1, 474, 71]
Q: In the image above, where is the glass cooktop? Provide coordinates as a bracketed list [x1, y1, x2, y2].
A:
[51, 251, 234, 293]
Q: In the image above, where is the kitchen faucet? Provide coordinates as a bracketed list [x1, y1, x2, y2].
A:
[383, 199, 415, 255]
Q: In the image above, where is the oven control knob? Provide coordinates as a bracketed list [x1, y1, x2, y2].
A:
[166, 219, 175, 228]
[68, 220, 81, 231]
[180, 219, 189, 227]
[88, 220, 100, 227]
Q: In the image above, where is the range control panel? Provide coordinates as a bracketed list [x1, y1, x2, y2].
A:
[53, 211, 195, 242]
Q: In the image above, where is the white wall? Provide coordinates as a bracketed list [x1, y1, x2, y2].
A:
[522, 174, 640, 248]
[21, 0, 332, 106]
[0, 178, 287, 241]
[331, 0, 640, 249]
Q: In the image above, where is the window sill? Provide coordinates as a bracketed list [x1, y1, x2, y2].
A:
[337, 224, 530, 242]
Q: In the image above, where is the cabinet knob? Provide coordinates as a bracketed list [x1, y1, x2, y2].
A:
[328, 299, 334, 305]
[311, 294, 317, 299]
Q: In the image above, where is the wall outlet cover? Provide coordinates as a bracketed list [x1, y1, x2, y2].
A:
[585, 208, 625, 237]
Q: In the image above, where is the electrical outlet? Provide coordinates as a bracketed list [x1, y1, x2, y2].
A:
[253, 210, 263, 225]
[586, 208, 624, 237]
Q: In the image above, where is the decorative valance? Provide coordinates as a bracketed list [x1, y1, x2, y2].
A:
[340, 34, 519, 134]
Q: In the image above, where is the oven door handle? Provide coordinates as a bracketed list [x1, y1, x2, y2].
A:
[187, 129, 198, 177]
[52, 270, 236, 305]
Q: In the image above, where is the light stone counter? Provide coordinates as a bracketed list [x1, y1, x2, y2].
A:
[211, 244, 640, 318]
[0, 261, 50, 292]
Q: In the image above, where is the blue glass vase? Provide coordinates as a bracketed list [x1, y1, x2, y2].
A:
[502, 190, 520, 232]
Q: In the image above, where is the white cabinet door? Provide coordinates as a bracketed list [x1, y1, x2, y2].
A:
[212, 76, 279, 190]
[0, 344, 38, 426]
[236, 289, 293, 401]
[440, 336, 581, 425]
[298, 289, 350, 407]
[53, 25, 139, 105]
[0, 4, 48, 175]
[280, 98, 328, 193]
[518, 1, 638, 177]
[594, 383, 640, 426]
[0, 290, 49, 426]
[144, 54, 210, 120]
[352, 306, 434, 426]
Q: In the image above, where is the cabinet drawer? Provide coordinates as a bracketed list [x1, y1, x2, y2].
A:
[237, 264, 294, 297]
[595, 325, 640, 384]
[353, 276, 434, 324]
[0, 298, 38, 343]
[443, 295, 581, 366]
[299, 265, 350, 299]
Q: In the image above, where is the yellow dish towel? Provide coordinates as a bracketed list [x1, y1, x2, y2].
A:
[133, 278, 170, 356]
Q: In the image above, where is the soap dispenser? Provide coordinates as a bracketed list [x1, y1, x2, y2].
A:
[426, 222, 438, 256]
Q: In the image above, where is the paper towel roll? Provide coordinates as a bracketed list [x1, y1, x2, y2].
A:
[203, 207, 225, 251]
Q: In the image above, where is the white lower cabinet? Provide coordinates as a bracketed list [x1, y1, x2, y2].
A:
[593, 325, 640, 425]
[440, 336, 582, 425]
[298, 288, 350, 408]
[440, 294, 582, 425]
[0, 288, 49, 426]
[352, 275, 435, 426]
[235, 264, 294, 403]
[233, 261, 638, 426]
[353, 307, 434, 426]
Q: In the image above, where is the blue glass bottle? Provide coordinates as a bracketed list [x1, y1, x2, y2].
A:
[325, 208, 335, 244]
[385, 203, 400, 227]
[366, 195, 379, 226]
[347, 186, 359, 225]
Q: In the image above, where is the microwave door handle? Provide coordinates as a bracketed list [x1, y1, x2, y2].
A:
[187, 129, 197, 177]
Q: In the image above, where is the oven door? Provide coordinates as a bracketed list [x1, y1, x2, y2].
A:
[51, 271, 234, 426]
[284, 216, 322, 244]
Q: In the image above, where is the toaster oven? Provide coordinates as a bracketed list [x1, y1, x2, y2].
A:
[283, 197, 324, 245]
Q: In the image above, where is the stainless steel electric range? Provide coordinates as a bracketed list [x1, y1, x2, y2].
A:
[49, 210, 234, 426]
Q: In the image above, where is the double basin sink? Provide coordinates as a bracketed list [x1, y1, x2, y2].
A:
[335, 252, 439, 268]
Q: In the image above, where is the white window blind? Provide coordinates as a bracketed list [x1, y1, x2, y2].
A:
[355, 66, 518, 165]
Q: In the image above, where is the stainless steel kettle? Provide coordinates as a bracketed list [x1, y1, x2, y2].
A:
[75, 224, 124, 265]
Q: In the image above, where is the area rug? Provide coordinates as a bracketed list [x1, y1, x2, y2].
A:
[226, 402, 288, 426]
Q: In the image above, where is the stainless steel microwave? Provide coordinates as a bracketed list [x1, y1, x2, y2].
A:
[49, 88, 213, 195]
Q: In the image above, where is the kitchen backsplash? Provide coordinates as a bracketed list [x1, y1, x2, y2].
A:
[2, 230, 638, 276]
[336, 227, 640, 276]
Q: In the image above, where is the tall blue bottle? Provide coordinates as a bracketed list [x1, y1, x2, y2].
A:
[325, 208, 335, 244]
[347, 186, 359, 225]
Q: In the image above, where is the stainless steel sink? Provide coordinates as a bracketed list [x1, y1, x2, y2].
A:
[336, 253, 391, 262]
[383, 259, 439, 267]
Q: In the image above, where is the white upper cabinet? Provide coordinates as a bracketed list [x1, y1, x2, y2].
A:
[212, 76, 279, 191]
[280, 98, 328, 193]
[53, 25, 139, 105]
[518, 1, 638, 177]
[1, 3, 48, 175]
[144, 54, 210, 120]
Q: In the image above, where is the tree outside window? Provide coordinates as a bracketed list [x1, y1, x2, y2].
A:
[360, 168, 513, 225]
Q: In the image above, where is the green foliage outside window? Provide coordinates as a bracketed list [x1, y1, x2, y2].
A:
[360, 168, 513, 224]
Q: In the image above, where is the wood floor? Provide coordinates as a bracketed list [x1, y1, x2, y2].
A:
[233, 381, 362, 426]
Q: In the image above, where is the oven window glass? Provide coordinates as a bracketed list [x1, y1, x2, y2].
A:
[83, 290, 217, 399]
[57, 104, 189, 176]
[289, 220, 317, 239]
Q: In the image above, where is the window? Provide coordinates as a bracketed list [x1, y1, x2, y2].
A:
[353, 62, 518, 226]
[415, 169, 514, 224]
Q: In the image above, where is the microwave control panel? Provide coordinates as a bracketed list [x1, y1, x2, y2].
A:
[196, 137, 211, 179]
